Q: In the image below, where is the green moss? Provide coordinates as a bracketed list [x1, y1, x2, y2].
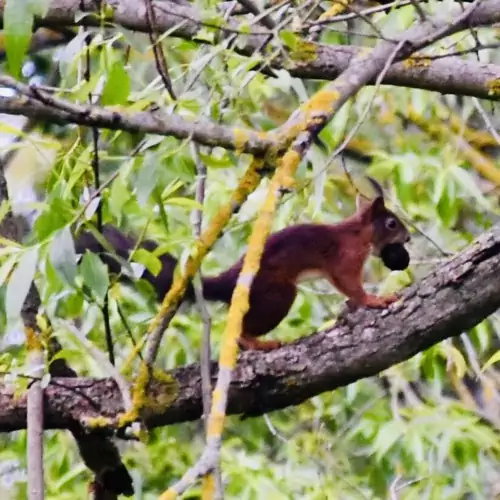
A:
[289, 41, 318, 63]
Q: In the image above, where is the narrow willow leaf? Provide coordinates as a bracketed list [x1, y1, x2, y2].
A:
[132, 248, 162, 277]
[136, 151, 162, 206]
[101, 61, 131, 106]
[0, 254, 19, 288]
[482, 350, 500, 372]
[79, 252, 109, 304]
[49, 226, 78, 287]
[4, 0, 50, 77]
[4, 0, 34, 77]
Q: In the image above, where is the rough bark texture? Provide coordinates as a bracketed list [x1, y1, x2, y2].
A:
[292, 45, 500, 102]
[1, 225, 500, 432]
[0, 0, 498, 101]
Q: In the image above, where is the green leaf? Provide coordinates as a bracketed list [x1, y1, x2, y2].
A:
[79, 252, 109, 304]
[132, 248, 162, 277]
[482, 350, 500, 372]
[57, 291, 84, 318]
[5, 246, 39, 322]
[198, 148, 233, 169]
[109, 176, 131, 222]
[135, 151, 162, 206]
[452, 166, 491, 210]
[0, 254, 19, 288]
[165, 197, 202, 210]
[101, 61, 131, 106]
[4, 0, 34, 77]
[4, 0, 50, 78]
[34, 198, 73, 240]
[279, 30, 299, 50]
[372, 420, 405, 460]
[0, 200, 12, 226]
[49, 227, 77, 287]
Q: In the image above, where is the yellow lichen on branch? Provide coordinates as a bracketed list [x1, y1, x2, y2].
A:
[120, 158, 265, 427]
[318, 0, 351, 19]
[199, 149, 302, 499]
[434, 102, 500, 149]
[277, 87, 340, 146]
[300, 89, 340, 118]
[147, 158, 263, 340]
[407, 106, 500, 186]
[25, 327, 43, 351]
[201, 474, 216, 499]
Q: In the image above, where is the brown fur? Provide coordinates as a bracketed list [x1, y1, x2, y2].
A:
[74, 192, 410, 351]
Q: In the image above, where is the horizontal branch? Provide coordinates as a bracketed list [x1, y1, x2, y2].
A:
[1, 224, 500, 432]
[292, 45, 500, 102]
[9, 0, 499, 101]
[0, 93, 273, 155]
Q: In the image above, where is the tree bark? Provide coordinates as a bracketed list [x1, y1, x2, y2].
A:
[1, 224, 500, 433]
[0, 0, 498, 101]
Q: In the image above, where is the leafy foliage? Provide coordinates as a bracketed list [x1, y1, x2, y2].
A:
[0, 1, 500, 499]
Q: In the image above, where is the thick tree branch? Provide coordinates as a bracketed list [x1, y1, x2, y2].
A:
[4, 0, 499, 101]
[1, 224, 500, 432]
[291, 45, 500, 102]
[0, 92, 273, 155]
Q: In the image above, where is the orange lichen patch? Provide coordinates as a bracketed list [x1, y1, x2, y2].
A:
[318, 0, 351, 19]
[487, 78, 500, 97]
[280, 150, 301, 189]
[218, 324, 241, 371]
[206, 409, 226, 438]
[25, 327, 42, 351]
[123, 158, 266, 424]
[301, 88, 340, 118]
[159, 490, 178, 500]
[407, 106, 500, 187]
[233, 128, 250, 154]
[203, 147, 303, 459]
[403, 56, 431, 69]
[120, 365, 178, 430]
[201, 474, 216, 499]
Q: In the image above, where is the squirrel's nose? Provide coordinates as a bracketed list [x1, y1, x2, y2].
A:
[405, 233, 411, 243]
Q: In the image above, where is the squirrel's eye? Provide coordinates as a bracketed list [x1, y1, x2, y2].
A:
[385, 217, 397, 230]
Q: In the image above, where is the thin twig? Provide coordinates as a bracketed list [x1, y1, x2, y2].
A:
[236, 0, 277, 29]
[324, 38, 407, 165]
[144, 0, 177, 99]
[190, 143, 224, 499]
[84, 31, 115, 367]
[26, 333, 44, 500]
[190, 143, 213, 425]
[471, 97, 500, 146]
[62, 321, 134, 415]
[409, 0, 427, 21]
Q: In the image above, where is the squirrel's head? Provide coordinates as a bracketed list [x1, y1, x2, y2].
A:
[356, 177, 410, 257]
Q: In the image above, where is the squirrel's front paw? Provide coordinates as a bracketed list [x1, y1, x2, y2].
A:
[363, 294, 398, 308]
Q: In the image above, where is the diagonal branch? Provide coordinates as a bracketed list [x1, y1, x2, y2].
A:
[1, 223, 500, 433]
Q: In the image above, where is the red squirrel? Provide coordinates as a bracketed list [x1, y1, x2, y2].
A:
[74, 179, 410, 351]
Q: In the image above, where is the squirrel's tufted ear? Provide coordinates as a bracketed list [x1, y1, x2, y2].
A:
[369, 196, 386, 217]
[356, 195, 385, 220]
